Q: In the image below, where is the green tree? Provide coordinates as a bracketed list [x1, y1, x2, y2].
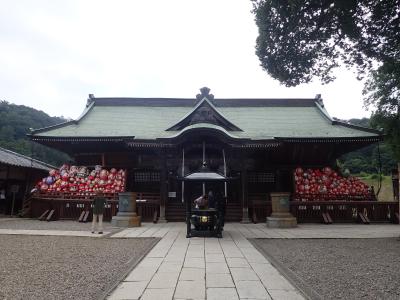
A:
[0, 100, 70, 166]
[253, 0, 400, 195]
[364, 61, 400, 165]
[252, 0, 399, 86]
[341, 118, 397, 175]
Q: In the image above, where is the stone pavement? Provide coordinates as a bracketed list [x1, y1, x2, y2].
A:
[0, 228, 110, 237]
[108, 223, 399, 300]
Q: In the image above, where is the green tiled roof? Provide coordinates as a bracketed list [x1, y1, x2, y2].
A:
[30, 96, 381, 141]
[0, 147, 55, 171]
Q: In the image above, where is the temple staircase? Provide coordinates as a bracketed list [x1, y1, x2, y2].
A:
[166, 201, 243, 222]
[166, 202, 186, 222]
[225, 202, 242, 222]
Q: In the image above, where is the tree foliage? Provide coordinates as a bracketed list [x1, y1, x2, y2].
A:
[364, 61, 400, 161]
[253, 0, 400, 86]
[338, 118, 397, 174]
[253, 0, 400, 164]
[0, 100, 70, 167]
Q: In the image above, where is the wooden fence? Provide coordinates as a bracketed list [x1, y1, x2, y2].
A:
[31, 192, 160, 222]
[31, 193, 398, 224]
[250, 200, 398, 223]
[290, 201, 398, 223]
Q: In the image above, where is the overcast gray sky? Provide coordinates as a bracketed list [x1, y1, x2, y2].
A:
[0, 0, 370, 120]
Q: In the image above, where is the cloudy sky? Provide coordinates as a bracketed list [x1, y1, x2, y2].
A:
[1, 0, 370, 120]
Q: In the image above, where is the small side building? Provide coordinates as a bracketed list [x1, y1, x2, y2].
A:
[0, 147, 54, 216]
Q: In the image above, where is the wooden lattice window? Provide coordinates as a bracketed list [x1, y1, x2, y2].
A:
[134, 172, 160, 182]
[248, 172, 275, 183]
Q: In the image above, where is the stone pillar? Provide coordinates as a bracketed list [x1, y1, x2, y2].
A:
[111, 192, 141, 227]
[267, 192, 297, 228]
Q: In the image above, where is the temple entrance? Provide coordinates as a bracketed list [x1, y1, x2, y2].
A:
[185, 181, 225, 207]
[165, 133, 241, 222]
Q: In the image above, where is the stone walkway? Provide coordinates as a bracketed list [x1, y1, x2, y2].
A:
[108, 223, 399, 300]
[0, 228, 110, 237]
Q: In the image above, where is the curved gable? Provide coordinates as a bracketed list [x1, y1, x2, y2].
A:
[166, 97, 242, 132]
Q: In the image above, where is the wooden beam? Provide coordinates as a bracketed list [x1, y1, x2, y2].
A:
[39, 209, 49, 221]
[78, 211, 86, 222]
[83, 211, 90, 223]
[46, 209, 55, 221]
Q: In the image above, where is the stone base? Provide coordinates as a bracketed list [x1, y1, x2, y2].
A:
[267, 215, 297, 228]
[111, 212, 141, 227]
[157, 218, 168, 223]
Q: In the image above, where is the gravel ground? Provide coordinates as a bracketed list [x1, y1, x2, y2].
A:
[0, 235, 158, 300]
[0, 218, 118, 232]
[252, 238, 400, 300]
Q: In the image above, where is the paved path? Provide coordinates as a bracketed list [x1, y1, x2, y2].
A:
[108, 223, 399, 300]
[0, 228, 110, 237]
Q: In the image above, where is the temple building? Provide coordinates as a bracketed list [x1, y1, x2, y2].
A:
[0, 147, 54, 215]
[29, 88, 383, 222]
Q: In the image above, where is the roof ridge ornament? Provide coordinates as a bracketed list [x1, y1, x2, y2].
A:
[196, 87, 214, 101]
[87, 94, 95, 107]
[315, 93, 324, 108]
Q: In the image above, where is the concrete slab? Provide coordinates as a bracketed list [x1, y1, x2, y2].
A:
[226, 257, 250, 268]
[108, 281, 147, 300]
[205, 253, 226, 263]
[268, 289, 305, 300]
[179, 267, 205, 281]
[206, 273, 235, 288]
[236, 280, 271, 299]
[148, 271, 180, 289]
[174, 280, 205, 299]
[207, 287, 239, 300]
[206, 262, 230, 274]
[158, 261, 183, 273]
[230, 267, 260, 282]
[184, 257, 205, 269]
[141, 288, 174, 300]
[125, 266, 157, 282]
[138, 257, 164, 268]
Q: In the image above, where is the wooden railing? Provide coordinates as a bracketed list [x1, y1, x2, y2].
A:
[30, 193, 398, 224]
[292, 193, 376, 202]
[290, 201, 398, 223]
[31, 198, 119, 221]
[249, 194, 398, 223]
[36, 192, 119, 200]
[31, 192, 160, 222]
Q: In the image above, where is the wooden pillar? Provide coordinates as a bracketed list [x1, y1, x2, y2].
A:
[4, 166, 10, 214]
[276, 169, 282, 191]
[398, 162, 400, 223]
[159, 150, 167, 223]
[240, 152, 250, 223]
[101, 153, 106, 167]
